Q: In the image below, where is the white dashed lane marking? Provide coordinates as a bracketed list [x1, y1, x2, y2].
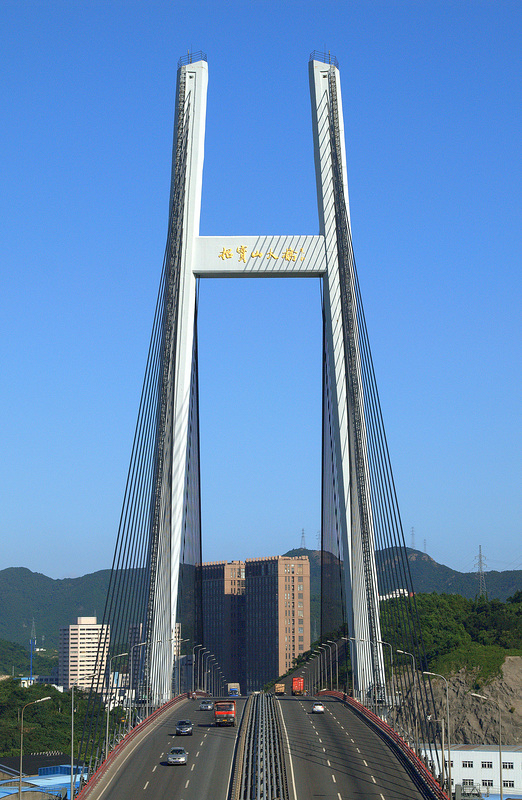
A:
[143, 781, 149, 790]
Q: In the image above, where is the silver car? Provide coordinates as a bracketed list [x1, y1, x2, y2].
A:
[168, 747, 188, 765]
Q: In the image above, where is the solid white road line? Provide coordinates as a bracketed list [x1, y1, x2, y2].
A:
[277, 699, 298, 800]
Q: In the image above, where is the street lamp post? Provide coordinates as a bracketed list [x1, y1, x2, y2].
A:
[471, 692, 502, 800]
[318, 644, 328, 691]
[397, 649, 418, 754]
[305, 653, 315, 694]
[302, 662, 311, 694]
[192, 645, 203, 694]
[424, 671, 451, 795]
[19, 697, 51, 800]
[71, 673, 97, 800]
[426, 716, 446, 790]
[197, 648, 208, 692]
[341, 637, 351, 696]
[310, 648, 320, 693]
[176, 638, 189, 696]
[377, 640, 394, 710]
[323, 642, 335, 690]
[349, 636, 375, 708]
[202, 653, 212, 693]
[128, 641, 146, 733]
[348, 637, 364, 705]
[106, 652, 128, 759]
[208, 657, 217, 695]
[327, 640, 339, 691]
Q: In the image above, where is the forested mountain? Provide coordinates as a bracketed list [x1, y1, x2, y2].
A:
[0, 567, 111, 649]
[284, 547, 522, 603]
[0, 549, 520, 652]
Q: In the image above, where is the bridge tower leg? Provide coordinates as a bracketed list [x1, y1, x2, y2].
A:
[148, 57, 208, 705]
[310, 59, 385, 700]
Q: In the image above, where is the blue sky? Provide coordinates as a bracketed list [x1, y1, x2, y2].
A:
[1, 1, 520, 580]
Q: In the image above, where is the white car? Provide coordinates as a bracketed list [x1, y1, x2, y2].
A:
[312, 702, 325, 713]
[168, 747, 188, 765]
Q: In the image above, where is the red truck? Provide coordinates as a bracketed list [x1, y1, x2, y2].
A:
[292, 676, 304, 696]
[214, 700, 236, 726]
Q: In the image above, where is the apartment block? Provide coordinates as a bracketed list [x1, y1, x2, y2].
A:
[58, 616, 109, 690]
[202, 561, 246, 689]
[202, 555, 310, 692]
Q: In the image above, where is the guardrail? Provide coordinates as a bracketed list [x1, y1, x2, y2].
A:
[234, 693, 288, 800]
[317, 690, 449, 800]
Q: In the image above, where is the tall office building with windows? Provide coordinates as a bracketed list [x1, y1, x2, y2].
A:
[58, 616, 109, 690]
[202, 561, 246, 690]
[202, 555, 310, 692]
[245, 556, 310, 691]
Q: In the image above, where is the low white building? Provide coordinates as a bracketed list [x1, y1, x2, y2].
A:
[424, 744, 522, 798]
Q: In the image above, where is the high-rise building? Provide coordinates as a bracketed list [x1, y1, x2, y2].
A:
[245, 556, 310, 691]
[202, 555, 310, 692]
[58, 616, 109, 690]
[202, 561, 246, 689]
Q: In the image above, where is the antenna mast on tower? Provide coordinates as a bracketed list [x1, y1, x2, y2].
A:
[300, 528, 306, 549]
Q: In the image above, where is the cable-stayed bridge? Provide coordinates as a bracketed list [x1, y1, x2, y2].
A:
[77, 53, 446, 799]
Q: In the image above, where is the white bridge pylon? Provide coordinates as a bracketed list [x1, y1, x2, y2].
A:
[150, 56, 385, 703]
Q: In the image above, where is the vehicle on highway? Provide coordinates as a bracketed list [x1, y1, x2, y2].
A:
[199, 699, 213, 710]
[312, 702, 325, 713]
[214, 700, 236, 726]
[175, 719, 193, 735]
[168, 747, 188, 765]
[292, 676, 305, 695]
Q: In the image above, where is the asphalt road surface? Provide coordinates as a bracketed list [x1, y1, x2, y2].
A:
[92, 697, 245, 800]
[278, 695, 429, 800]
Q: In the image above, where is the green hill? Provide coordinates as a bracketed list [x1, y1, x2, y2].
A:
[284, 547, 522, 602]
[0, 549, 520, 653]
[0, 567, 111, 649]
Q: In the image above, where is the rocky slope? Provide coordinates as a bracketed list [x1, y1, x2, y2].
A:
[428, 656, 522, 745]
